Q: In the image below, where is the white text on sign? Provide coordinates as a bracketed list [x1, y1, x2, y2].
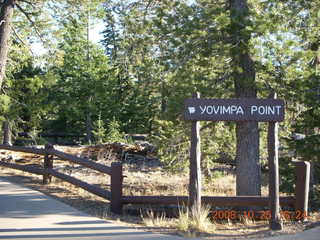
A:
[198, 105, 282, 115]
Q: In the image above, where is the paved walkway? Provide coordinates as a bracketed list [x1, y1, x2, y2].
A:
[0, 178, 190, 240]
[0, 177, 319, 240]
[256, 226, 320, 240]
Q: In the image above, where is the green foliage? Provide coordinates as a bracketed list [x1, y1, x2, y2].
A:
[152, 120, 190, 172]
[106, 118, 126, 143]
[279, 156, 295, 193]
[0, 95, 11, 117]
[92, 113, 107, 144]
[47, 14, 119, 135]
[152, 120, 236, 174]
[9, 60, 48, 131]
[287, 135, 320, 195]
[290, 135, 320, 162]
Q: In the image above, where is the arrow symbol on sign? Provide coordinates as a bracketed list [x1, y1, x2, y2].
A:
[188, 107, 196, 114]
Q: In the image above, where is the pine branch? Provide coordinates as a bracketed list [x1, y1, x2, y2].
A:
[15, 3, 45, 45]
[12, 27, 35, 56]
[19, 0, 37, 8]
[143, 0, 153, 19]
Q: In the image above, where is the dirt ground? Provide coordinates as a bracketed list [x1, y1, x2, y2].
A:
[0, 145, 319, 239]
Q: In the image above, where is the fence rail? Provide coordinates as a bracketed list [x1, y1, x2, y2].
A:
[0, 144, 112, 201]
[0, 144, 309, 221]
[0, 144, 112, 175]
[0, 161, 44, 175]
[47, 148, 112, 175]
[47, 168, 111, 199]
[121, 195, 295, 207]
[0, 144, 46, 155]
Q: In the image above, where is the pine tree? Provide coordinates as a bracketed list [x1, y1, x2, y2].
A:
[92, 112, 107, 144]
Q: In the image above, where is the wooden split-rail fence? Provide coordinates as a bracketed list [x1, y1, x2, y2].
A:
[0, 144, 309, 219]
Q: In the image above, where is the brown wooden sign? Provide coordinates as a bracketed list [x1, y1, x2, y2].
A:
[184, 98, 285, 122]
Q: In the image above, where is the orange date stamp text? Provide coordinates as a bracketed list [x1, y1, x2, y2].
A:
[211, 210, 307, 221]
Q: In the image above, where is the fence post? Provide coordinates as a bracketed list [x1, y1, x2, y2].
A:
[43, 144, 54, 184]
[189, 92, 202, 216]
[294, 161, 310, 221]
[111, 162, 123, 214]
[267, 92, 282, 230]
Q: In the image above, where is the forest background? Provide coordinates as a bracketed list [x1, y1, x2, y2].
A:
[0, 0, 319, 201]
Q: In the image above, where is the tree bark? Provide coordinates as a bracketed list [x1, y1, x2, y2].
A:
[229, 0, 261, 196]
[0, 0, 16, 88]
[2, 120, 11, 145]
[1, 1, 16, 147]
[86, 111, 92, 144]
[85, 8, 93, 145]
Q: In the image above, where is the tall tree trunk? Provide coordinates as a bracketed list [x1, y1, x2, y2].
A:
[85, 4, 93, 145]
[229, 0, 261, 196]
[1, 1, 16, 145]
[86, 111, 92, 144]
[0, 0, 15, 88]
[308, 39, 319, 200]
[2, 120, 11, 145]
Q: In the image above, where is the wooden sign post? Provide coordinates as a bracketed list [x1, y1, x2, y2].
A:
[189, 92, 202, 216]
[184, 93, 285, 230]
[267, 93, 283, 230]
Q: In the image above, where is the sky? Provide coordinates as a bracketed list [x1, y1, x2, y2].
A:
[32, 20, 105, 56]
[90, 21, 105, 44]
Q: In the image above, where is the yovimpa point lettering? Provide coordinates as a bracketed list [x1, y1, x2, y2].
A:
[250, 105, 282, 115]
[200, 105, 244, 115]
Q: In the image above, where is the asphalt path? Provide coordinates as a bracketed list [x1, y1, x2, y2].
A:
[0, 177, 319, 240]
[0, 177, 191, 240]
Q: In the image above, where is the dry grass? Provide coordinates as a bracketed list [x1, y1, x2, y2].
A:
[239, 214, 257, 226]
[177, 205, 214, 233]
[141, 205, 214, 235]
[141, 210, 170, 228]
